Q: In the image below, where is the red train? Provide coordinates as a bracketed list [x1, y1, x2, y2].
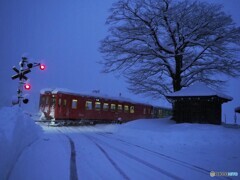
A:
[39, 89, 155, 125]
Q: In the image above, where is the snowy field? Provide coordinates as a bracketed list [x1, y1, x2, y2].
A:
[0, 107, 240, 180]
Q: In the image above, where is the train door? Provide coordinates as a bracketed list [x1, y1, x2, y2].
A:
[61, 96, 69, 119]
[56, 96, 62, 119]
[94, 100, 102, 120]
[69, 98, 78, 120]
[55, 94, 67, 120]
[49, 95, 56, 119]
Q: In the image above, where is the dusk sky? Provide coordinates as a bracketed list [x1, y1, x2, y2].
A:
[0, 0, 239, 122]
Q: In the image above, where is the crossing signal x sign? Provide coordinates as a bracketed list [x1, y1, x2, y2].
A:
[11, 66, 31, 80]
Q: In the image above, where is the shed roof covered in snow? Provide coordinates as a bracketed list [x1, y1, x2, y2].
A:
[165, 82, 232, 101]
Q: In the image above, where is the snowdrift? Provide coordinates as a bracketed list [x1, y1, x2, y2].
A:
[117, 118, 240, 148]
[114, 118, 240, 172]
[0, 106, 42, 180]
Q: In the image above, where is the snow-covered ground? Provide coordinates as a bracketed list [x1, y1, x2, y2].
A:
[0, 106, 42, 180]
[1, 107, 239, 180]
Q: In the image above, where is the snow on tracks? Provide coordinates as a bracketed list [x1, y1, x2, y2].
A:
[87, 134, 183, 180]
[58, 130, 78, 180]
[85, 135, 130, 180]
[96, 132, 210, 175]
[43, 124, 233, 180]
[92, 132, 228, 180]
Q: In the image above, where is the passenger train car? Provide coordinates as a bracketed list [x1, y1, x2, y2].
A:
[39, 89, 171, 125]
[152, 106, 172, 118]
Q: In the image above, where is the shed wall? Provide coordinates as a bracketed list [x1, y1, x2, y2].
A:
[174, 101, 222, 125]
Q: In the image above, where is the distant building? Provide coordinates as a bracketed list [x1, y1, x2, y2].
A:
[235, 106, 240, 113]
[166, 83, 232, 125]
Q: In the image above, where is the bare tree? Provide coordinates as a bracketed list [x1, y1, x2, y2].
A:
[100, 0, 240, 98]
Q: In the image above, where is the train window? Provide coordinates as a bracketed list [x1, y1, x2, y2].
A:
[118, 104, 122, 112]
[103, 103, 109, 111]
[110, 104, 116, 111]
[95, 102, 101, 111]
[63, 99, 67, 107]
[85, 101, 93, 110]
[58, 98, 62, 107]
[72, 99, 78, 109]
[124, 105, 129, 113]
[143, 108, 146, 114]
[130, 106, 134, 113]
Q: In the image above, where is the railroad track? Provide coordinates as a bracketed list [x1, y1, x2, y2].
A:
[85, 134, 183, 180]
[57, 127, 232, 180]
[94, 132, 231, 180]
[85, 135, 130, 180]
[57, 129, 78, 180]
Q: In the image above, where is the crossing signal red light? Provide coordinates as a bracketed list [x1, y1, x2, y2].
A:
[40, 64, 46, 70]
[24, 84, 31, 90]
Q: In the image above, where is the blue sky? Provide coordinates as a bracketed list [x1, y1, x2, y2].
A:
[0, 0, 239, 121]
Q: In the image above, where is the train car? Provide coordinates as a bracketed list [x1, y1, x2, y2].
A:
[39, 89, 153, 125]
[152, 106, 172, 118]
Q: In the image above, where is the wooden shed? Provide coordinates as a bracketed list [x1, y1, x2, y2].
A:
[166, 83, 232, 125]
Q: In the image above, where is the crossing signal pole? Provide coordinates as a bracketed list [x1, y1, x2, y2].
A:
[11, 56, 46, 106]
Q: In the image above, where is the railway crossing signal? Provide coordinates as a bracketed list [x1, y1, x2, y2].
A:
[11, 56, 46, 106]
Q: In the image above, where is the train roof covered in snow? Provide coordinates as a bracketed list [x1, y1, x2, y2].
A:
[40, 88, 152, 106]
